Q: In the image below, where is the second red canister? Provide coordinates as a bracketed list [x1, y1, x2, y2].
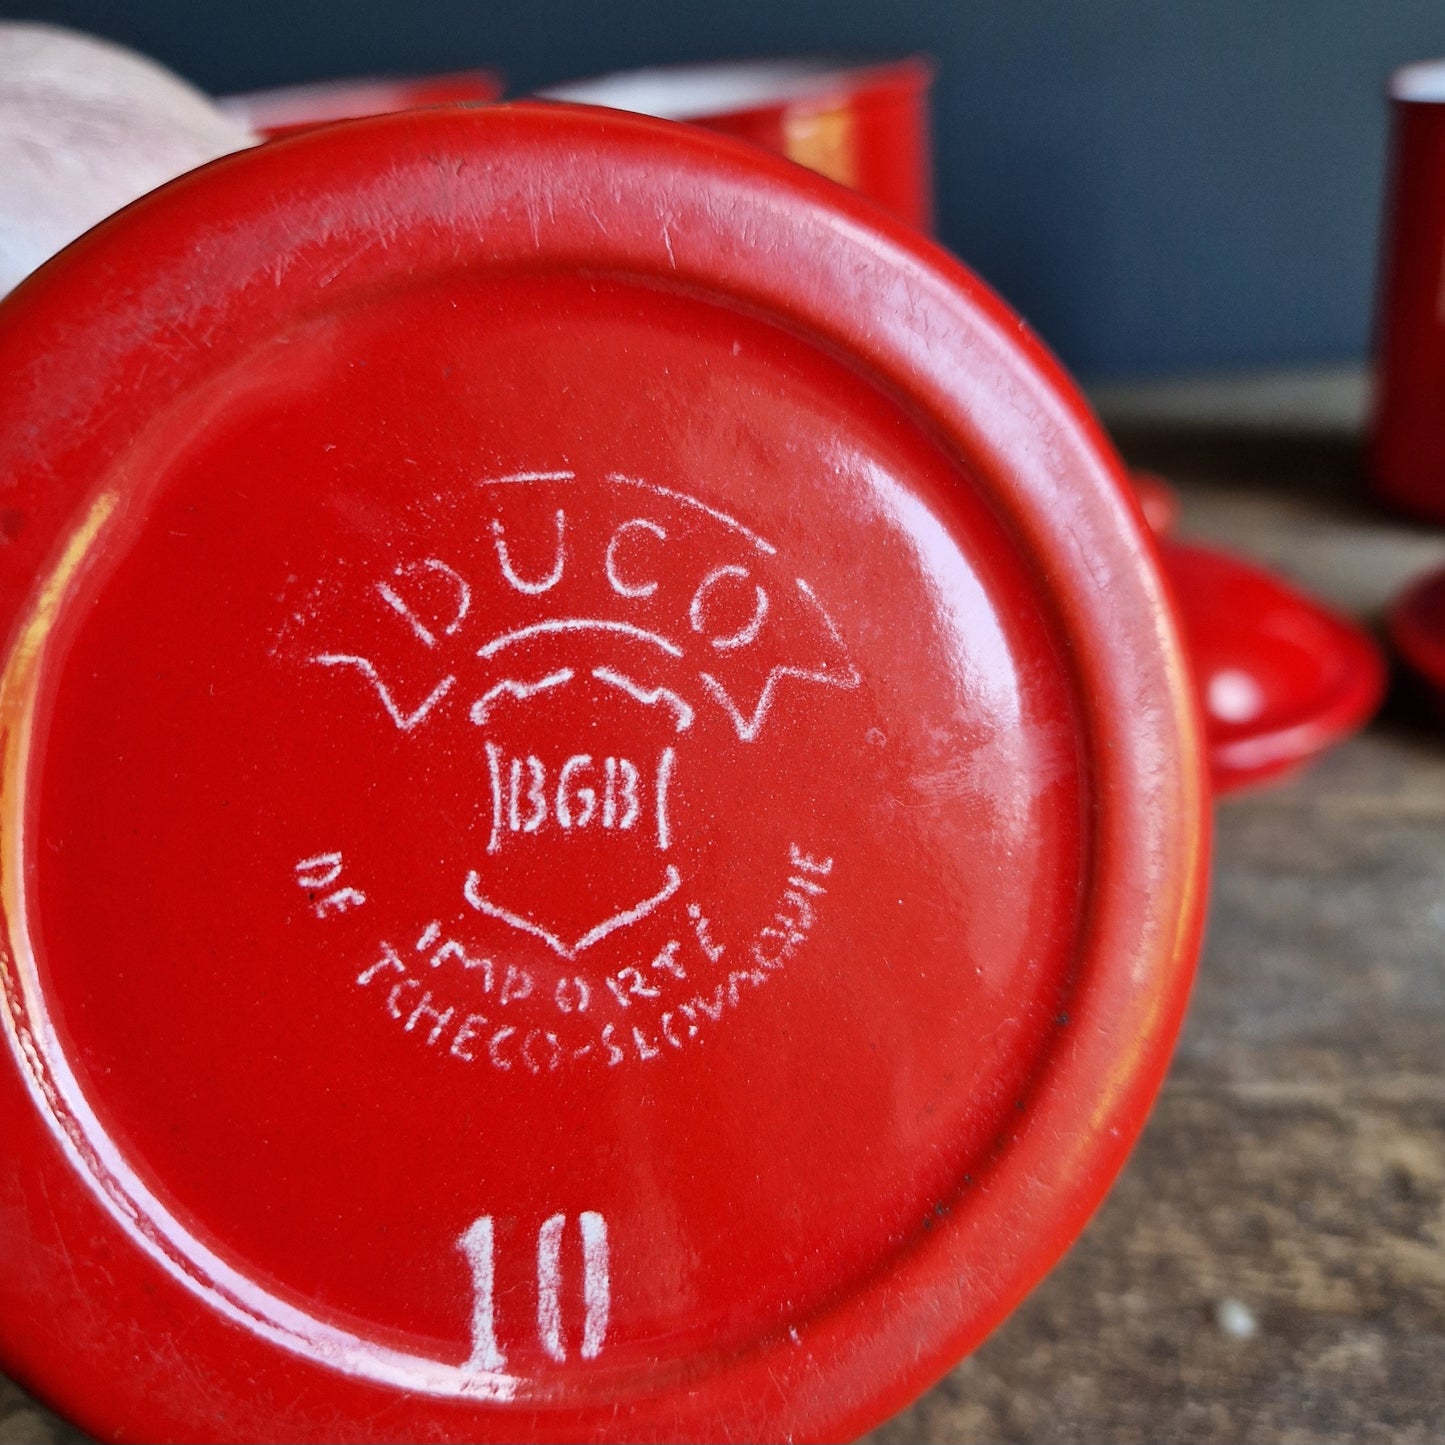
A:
[1369, 59, 1445, 522]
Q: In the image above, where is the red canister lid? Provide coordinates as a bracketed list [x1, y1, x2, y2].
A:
[0, 104, 1207, 1443]
[1162, 541, 1386, 793]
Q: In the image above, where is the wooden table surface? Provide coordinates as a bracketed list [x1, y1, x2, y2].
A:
[3, 371, 1442, 1445]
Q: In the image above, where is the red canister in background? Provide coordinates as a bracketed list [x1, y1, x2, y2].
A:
[539, 57, 935, 233]
[1369, 59, 1445, 523]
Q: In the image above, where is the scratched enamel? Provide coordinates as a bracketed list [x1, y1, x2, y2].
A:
[0, 104, 1210, 1444]
[25, 273, 1085, 1384]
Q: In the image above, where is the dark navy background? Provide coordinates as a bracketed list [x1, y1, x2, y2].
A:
[4, 0, 1441, 377]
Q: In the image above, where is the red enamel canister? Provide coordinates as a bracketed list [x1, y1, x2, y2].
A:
[538, 57, 935, 232]
[0, 104, 1207, 1442]
[1369, 59, 1445, 522]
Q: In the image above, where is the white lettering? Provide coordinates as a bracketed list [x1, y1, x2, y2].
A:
[405, 990, 455, 1046]
[599, 1023, 624, 1067]
[604, 517, 666, 598]
[295, 852, 343, 889]
[632, 1025, 662, 1061]
[555, 976, 591, 1013]
[461, 1211, 609, 1369]
[488, 1026, 516, 1069]
[356, 942, 405, 986]
[790, 843, 834, 876]
[376, 557, 471, 647]
[579, 1212, 610, 1359]
[499, 964, 534, 1006]
[521, 1029, 562, 1073]
[689, 564, 768, 650]
[457, 1217, 506, 1371]
[492, 509, 565, 594]
[430, 939, 494, 992]
[603, 756, 640, 830]
[606, 967, 660, 1008]
[537, 1213, 567, 1361]
[556, 755, 596, 829]
[656, 747, 675, 850]
[686, 902, 725, 963]
[387, 976, 421, 1019]
[486, 751, 659, 842]
[650, 941, 685, 979]
[509, 755, 548, 834]
[315, 885, 366, 918]
[450, 1013, 489, 1062]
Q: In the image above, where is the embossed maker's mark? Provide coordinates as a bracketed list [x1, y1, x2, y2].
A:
[375, 557, 471, 647]
[538, 1211, 610, 1362]
[469, 669, 575, 728]
[295, 851, 366, 918]
[311, 654, 455, 732]
[463, 864, 682, 961]
[696, 578, 861, 742]
[477, 618, 684, 661]
[346, 844, 832, 1074]
[295, 477, 860, 744]
[479, 743, 676, 855]
[285, 471, 859, 1076]
[456, 1216, 506, 1371]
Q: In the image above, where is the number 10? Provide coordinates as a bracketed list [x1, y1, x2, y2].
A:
[457, 1212, 610, 1368]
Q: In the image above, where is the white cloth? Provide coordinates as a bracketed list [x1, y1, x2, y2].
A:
[0, 22, 255, 294]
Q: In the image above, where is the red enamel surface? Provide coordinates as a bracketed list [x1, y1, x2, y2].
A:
[0, 105, 1206, 1442]
[1163, 541, 1386, 794]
